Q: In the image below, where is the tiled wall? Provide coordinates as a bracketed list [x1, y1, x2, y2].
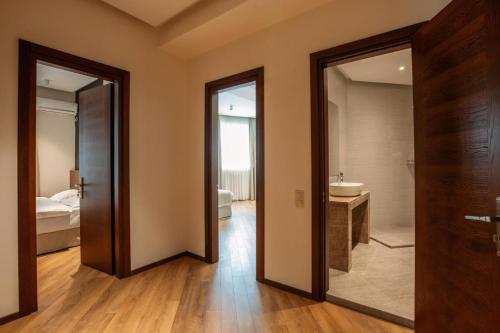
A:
[327, 68, 348, 176]
[328, 70, 415, 229]
[346, 81, 414, 229]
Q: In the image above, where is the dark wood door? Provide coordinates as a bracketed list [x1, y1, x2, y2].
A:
[413, 0, 500, 331]
[79, 84, 114, 274]
[205, 91, 219, 263]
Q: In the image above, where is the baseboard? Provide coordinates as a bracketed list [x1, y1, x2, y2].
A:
[130, 251, 205, 276]
[184, 251, 205, 261]
[262, 278, 313, 299]
[0, 312, 20, 326]
[326, 294, 414, 329]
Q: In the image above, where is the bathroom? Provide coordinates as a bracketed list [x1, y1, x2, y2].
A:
[326, 49, 415, 326]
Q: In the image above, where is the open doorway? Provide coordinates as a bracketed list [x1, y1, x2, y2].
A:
[18, 40, 130, 316]
[35, 62, 96, 257]
[204, 68, 264, 282]
[218, 83, 258, 268]
[310, 27, 419, 327]
[325, 48, 415, 327]
[311, 2, 500, 330]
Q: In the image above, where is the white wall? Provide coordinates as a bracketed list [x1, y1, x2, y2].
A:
[36, 111, 75, 197]
[182, 0, 450, 292]
[0, 0, 188, 317]
[345, 81, 415, 229]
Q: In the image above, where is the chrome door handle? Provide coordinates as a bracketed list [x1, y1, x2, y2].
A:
[464, 197, 500, 257]
[464, 216, 500, 223]
[76, 177, 85, 199]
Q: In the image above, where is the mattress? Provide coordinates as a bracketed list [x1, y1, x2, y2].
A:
[36, 195, 80, 235]
[218, 189, 233, 207]
[36, 197, 72, 218]
[37, 228, 80, 255]
[37, 208, 80, 235]
[218, 205, 232, 219]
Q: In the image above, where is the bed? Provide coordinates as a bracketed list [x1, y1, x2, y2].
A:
[218, 189, 233, 219]
[36, 189, 80, 255]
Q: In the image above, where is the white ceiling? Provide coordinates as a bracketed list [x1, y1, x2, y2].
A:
[101, 0, 202, 27]
[219, 83, 256, 118]
[37, 63, 97, 92]
[225, 83, 256, 101]
[337, 48, 413, 86]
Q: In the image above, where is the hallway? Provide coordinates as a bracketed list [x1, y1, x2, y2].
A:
[0, 202, 411, 332]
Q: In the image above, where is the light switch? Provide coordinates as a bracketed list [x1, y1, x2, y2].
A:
[295, 189, 305, 208]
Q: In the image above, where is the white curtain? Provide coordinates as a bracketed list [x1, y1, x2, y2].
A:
[219, 115, 256, 200]
[249, 118, 256, 200]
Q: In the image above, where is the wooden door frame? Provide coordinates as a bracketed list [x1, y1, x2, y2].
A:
[18, 40, 131, 316]
[204, 67, 265, 281]
[309, 24, 423, 301]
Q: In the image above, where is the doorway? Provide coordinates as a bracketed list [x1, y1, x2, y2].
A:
[311, 1, 500, 331]
[204, 68, 265, 281]
[325, 48, 415, 327]
[18, 40, 130, 316]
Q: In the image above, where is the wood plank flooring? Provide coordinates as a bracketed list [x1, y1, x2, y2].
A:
[1, 202, 412, 332]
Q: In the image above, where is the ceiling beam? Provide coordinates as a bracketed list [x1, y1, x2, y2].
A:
[158, 0, 248, 52]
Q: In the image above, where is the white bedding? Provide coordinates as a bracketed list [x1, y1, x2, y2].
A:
[37, 210, 80, 234]
[218, 189, 233, 207]
[218, 189, 233, 219]
[36, 197, 72, 219]
[36, 191, 80, 235]
[51, 189, 79, 208]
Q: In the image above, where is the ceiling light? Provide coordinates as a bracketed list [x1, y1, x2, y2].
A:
[399, 66, 406, 71]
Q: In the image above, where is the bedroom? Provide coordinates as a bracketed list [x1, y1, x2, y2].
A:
[35, 61, 117, 274]
[216, 81, 259, 269]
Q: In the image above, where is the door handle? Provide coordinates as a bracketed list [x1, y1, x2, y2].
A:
[465, 197, 500, 257]
[76, 177, 85, 199]
[464, 216, 500, 223]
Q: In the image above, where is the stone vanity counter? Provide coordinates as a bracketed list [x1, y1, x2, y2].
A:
[328, 191, 370, 272]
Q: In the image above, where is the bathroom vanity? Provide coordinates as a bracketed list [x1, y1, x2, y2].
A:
[328, 191, 370, 272]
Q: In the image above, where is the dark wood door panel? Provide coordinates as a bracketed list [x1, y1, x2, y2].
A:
[424, 92, 489, 136]
[79, 84, 114, 275]
[414, 0, 484, 55]
[420, 16, 486, 74]
[413, 0, 499, 331]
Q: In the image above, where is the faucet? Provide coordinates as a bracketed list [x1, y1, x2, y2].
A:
[333, 172, 344, 183]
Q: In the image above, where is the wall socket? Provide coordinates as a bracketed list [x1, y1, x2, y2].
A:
[295, 189, 305, 208]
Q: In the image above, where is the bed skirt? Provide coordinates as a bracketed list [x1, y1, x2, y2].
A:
[37, 228, 80, 255]
[218, 189, 233, 219]
[218, 205, 232, 219]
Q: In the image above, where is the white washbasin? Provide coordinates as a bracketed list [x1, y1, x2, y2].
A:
[329, 182, 364, 197]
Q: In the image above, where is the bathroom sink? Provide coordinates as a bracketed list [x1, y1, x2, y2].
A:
[329, 182, 364, 197]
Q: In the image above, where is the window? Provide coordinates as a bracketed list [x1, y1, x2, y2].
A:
[220, 116, 251, 171]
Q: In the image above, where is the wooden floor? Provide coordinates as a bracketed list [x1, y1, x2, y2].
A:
[1, 201, 412, 332]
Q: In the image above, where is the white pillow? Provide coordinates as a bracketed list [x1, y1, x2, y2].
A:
[50, 189, 78, 202]
[59, 196, 80, 209]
